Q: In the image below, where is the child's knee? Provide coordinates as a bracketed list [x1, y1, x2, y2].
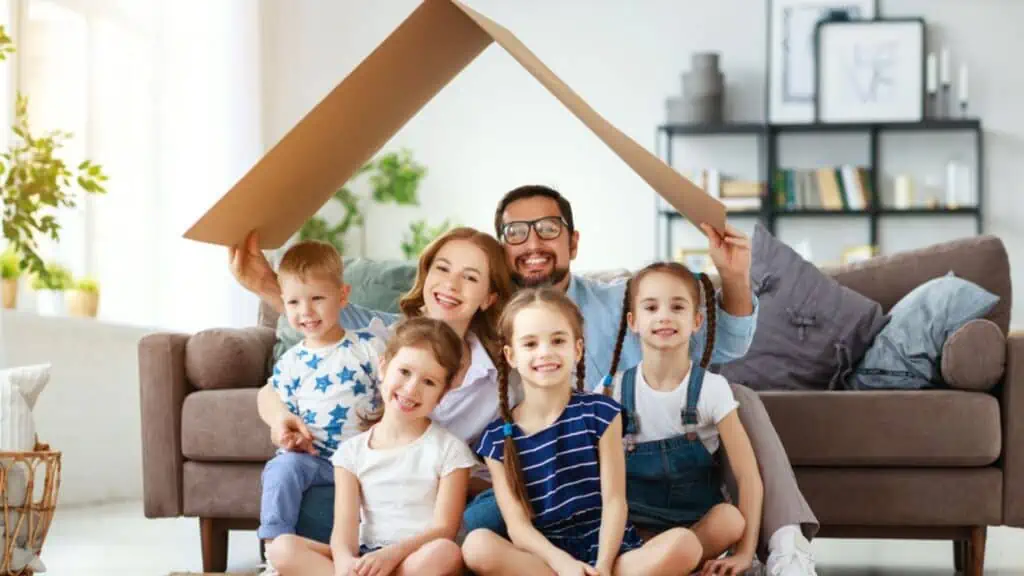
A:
[666, 528, 703, 568]
[461, 529, 501, 569]
[420, 538, 463, 570]
[265, 534, 302, 569]
[712, 502, 746, 541]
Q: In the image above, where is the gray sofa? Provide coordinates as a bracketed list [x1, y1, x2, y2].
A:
[139, 234, 1019, 575]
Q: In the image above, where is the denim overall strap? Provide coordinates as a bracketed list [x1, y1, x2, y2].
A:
[620, 366, 639, 436]
[681, 363, 705, 427]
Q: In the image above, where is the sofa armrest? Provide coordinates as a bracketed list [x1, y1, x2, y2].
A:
[138, 331, 191, 518]
[1003, 333, 1024, 526]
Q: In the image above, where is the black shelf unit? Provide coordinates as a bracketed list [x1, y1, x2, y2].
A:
[654, 119, 984, 261]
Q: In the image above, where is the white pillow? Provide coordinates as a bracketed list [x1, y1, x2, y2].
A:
[0, 364, 50, 452]
[0, 364, 49, 573]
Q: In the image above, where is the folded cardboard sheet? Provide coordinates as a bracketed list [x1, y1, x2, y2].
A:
[184, 0, 725, 249]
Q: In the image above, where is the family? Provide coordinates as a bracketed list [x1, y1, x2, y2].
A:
[228, 185, 820, 576]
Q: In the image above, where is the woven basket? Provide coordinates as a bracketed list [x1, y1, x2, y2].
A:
[0, 442, 61, 576]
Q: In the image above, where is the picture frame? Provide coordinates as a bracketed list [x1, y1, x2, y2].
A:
[814, 18, 926, 123]
[675, 248, 716, 274]
[841, 244, 878, 265]
[766, 0, 878, 124]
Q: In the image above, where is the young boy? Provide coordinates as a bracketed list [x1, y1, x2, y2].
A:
[257, 240, 388, 572]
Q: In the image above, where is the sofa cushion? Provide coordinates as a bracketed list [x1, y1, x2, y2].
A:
[714, 223, 889, 390]
[273, 257, 416, 362]
[182, 389, 276, 462]
[848, 274, 1000, 391]
[942, 319, 1006, 391]
[186, 327, 276, 390]
[760, 389, 1001, 467]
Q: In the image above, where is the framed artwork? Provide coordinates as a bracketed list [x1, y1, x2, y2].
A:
[767, 0, 877, 124]
[675, 248, 716, 274]
[815, 18, 926, 123]
[841, 244, 878, 265]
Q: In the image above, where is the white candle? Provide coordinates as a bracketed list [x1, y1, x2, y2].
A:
[926, 53, 938, 93]
[941, 49, 951, 85]
[959, 65, 969, 102]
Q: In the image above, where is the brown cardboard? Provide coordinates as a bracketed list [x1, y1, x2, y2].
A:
[184, 0, 725, 249]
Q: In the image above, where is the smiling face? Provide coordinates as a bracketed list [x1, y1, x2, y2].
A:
[378, 344, 449, 423]
[422, 238, 498, 332]
[628, 270, 702, 352]
[499, 196, 578, 290]
[503, 302, 583, 390]
[280, 272, 348, 345]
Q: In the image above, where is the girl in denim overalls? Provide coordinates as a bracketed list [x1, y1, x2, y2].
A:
[599, 262, 764, 575]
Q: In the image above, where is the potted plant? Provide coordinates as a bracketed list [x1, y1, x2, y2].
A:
[66, 276, 99, 318]
[0, 27, 107, 284]
[1, 246, 21, 309]
[30, 262, 71, 316]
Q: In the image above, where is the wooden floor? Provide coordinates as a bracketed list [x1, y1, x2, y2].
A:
[42, 501, 1024, 575]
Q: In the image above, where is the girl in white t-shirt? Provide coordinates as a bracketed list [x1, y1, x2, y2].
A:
[267, 316, 478, 576]
[598, 262, 765, 575]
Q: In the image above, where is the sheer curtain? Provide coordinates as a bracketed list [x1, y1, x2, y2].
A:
[10, 0, 261, 332]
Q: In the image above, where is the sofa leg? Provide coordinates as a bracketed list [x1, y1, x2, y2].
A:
[200, 517, 229, 573]
[953, 539, 965, 571]
[964, 526, 986, 576]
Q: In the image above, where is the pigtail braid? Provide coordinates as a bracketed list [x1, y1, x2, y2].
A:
[603, 278, 632, 397]
[497, 340, 533, 519]
[698, 273, 717, 368]
[575, 344, 587, 393]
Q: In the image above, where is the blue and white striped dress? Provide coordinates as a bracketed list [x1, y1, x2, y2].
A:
[475, 392, 643, 564]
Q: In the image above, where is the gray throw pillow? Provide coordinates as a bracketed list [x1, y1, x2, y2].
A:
[712, 223, 890, 391]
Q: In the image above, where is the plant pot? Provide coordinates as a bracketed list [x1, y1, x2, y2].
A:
[66, 290, 99, 318]
[34, 290, 64, 316]
[1, 278, 17, 309]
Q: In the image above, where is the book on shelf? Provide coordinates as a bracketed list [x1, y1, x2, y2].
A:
[676, 169, 764, 211]
[773, 166, 872, 211]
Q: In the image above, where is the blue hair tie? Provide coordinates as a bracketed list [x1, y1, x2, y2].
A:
[600, 374, 613, 389]
[503, 422, 514, 437]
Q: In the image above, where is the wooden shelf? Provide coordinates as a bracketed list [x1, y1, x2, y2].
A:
[659, 119, 981, 136]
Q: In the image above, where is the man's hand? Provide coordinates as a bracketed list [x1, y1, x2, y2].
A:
[228, 230, 279, 298]
[271, 413, 316, 455]
[701, 222, 753, 317]
[701, 223, 751, 282]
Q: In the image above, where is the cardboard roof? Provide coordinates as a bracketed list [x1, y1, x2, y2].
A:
[183, 0, 726, 249]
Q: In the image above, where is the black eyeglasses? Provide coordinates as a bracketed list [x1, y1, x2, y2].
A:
[501, 216, 569, 245]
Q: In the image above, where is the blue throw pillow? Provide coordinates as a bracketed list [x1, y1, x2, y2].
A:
[848, 273, 1000, 390]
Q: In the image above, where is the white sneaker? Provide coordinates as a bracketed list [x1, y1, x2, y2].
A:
[766, 526, 817, 576]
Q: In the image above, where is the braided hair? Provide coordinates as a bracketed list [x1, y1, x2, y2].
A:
[495, 286, 586, 518]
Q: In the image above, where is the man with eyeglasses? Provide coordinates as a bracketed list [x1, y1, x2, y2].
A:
[490, 184, 819, 576]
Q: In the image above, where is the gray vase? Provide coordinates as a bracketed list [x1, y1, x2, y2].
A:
[666, 52, 724, 124]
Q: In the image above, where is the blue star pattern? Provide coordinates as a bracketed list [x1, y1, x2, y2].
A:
[286, 377, 301, 397]
[329, 404, 350, 423]
[314, 375, 332, 393]
[271, 323, 387, 460]
[338, 367, 356, 384]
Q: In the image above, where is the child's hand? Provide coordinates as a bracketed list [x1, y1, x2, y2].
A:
[552, 556, 599, 576]
[700, 550, 753, 575]
[350, 545, 401, 576]
[333, 554, 356, 576]
[700, 222, 751, 281]
[271, 413, 316, 455]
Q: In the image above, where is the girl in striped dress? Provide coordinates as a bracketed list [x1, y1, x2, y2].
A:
[461, 287, 698, 576]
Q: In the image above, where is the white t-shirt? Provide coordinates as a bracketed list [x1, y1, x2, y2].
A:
[271, 318, 389, 459]
[331, 421, 477, 548]
[603, 362, 738, 454]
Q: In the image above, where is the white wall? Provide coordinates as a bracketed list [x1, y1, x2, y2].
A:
[260, 0, 1024, 329]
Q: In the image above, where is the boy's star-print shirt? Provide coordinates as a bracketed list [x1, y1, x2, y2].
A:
[270, 318, 389, 460]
